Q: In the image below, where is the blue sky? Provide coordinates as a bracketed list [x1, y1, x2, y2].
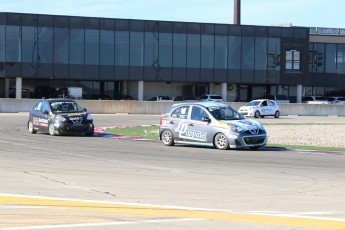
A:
[0, 0, 344, 28]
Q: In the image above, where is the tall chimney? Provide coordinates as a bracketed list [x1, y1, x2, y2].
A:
[234, 0, 241, 24]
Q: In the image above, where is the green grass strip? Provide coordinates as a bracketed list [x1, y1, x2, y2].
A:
[105, 126, 159, 140]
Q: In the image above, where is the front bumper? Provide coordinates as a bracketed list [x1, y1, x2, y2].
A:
[56, 122, 94, 135]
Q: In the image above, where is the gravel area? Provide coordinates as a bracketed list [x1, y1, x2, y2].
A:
[265, 124, 345, 148]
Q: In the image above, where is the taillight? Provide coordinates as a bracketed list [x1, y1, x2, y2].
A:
[160, 117, 163, 125]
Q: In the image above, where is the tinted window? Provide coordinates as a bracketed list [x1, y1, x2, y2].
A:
[70, 29, 85, 64]
[210, 96, 222, 99]
[85, 29, 99, 65]
[54, 28, 69, 64]
[191, 106, 208, 121]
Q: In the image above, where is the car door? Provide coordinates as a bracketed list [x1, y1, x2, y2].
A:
[260, 100, 270, 115]
[168, 105, 191, 142]
[186, 105, 213, 144]
[32, 101, 50, 132]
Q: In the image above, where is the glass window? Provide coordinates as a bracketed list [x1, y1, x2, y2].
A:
[22, 26, 36, 62]
[130, 31, 144, 66]
[337, 44, 345, 74]
[54, 27, 69, 64]
[187, 34, 200, 68]
[267, 38, 280, 71]
[201, 35, 214, 68]
[171, 106, 189, 119]
[159, 33, 172, 67]
[6, 25, 21, 62]
[191, 106, 208, 121]
[309, 43, 325, 73]
[285, 50, 300, 71]
[255, 37, 267, 70]
[70, 29, 84, 64]
[115, 31, 129, 66]
[100, 30, 114, 66]
[0, 25, 4, 61]
[215, 35, 227, 69]
[144, 32, 158, 67]
[38, 27, 53, 63]
[85, 29, 99, 65]
[173, 33, 186, 68]
[228, 36, 241, 69]
[325, 44, 336, 73]
[242, 36, 254, 69]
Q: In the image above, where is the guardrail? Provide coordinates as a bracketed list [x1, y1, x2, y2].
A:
[1, 98, 345, 116]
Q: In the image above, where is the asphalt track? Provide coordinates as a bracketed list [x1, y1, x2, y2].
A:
[0, 114, 345, 230]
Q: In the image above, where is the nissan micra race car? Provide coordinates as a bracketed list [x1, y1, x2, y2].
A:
[28, 99, 94, 136]
[159, 102, 267, 150]
[238, 99, 280, 118]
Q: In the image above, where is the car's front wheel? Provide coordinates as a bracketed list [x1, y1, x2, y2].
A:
[274, 110, 280, 118]
[48, 123, 57, 136]
[161, 129, 174, 146]
[28, 121, 37, 134]
[214, 133, 229, 150]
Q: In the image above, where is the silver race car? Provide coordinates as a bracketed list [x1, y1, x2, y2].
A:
[159, 102, 267, 150]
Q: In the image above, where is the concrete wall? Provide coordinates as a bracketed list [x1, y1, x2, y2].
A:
[1, 99, 345, 116]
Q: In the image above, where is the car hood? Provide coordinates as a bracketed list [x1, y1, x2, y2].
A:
[53, 112, 88, 118]
[219, 118, 263, 130]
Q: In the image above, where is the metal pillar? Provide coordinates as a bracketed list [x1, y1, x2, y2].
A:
[297, 85, 303, 103]
[221, 83, 227, 102]
[138, 81, 144, 101]
[16, 77, 22, 99]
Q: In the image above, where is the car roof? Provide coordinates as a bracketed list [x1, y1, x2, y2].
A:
[172, 101, 227, 108]
[38, 98, 76, 103]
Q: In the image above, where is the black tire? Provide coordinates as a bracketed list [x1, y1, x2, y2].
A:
[214, 133, 229, 150]
[48, 123, 57, 136]
[28, 121, 37, 134]
[161, 129, 175, 146]
[274, 110, 280, 118]
[85, 131, 94, 136]
[254, 110, 260, 118]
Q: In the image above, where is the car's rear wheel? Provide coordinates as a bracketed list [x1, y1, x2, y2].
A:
[214, 133, 229, 150]
[254, 110, 260, 118]
[161, 129, 174, 146]
[274, 110, 280, 118]
[48, 123, 57, 136]
[28, 121, 37, 134]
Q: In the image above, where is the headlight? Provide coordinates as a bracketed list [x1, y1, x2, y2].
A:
[87, 114, 93, 120]
[56, 115, 66, 122]
[228, 124, 244, 133]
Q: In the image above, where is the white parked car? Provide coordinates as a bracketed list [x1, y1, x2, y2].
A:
[198, 94, 224, 102]
[238, 99, 280, 118]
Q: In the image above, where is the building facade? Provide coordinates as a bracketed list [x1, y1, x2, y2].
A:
[0, 12, 344, 102]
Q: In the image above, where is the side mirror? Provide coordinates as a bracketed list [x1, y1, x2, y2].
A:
[202, 117, 211, 123]
[83, 108, 88, 112]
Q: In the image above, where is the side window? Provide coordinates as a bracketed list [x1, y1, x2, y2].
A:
[262, 101, 268, 106]
[171, 106, 189, 119]
[191, 106, 208, 121]
[269, 101, 276, 107]
[41, 102, 49, 112]
[34, 102, 42, 111]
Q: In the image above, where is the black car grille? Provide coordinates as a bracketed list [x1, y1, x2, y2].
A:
[244, 129, 265, 135]
[243, 136, 266, 145]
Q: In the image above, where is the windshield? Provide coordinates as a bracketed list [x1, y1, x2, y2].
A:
[207, 106, 244, 120]
[50, 101, 84, 113]
[246, 101, 260, 106]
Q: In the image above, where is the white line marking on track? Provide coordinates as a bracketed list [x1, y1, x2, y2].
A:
[0, 218, 201, 230]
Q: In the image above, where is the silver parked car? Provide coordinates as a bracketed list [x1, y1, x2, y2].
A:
[159, 102, 267, 150]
